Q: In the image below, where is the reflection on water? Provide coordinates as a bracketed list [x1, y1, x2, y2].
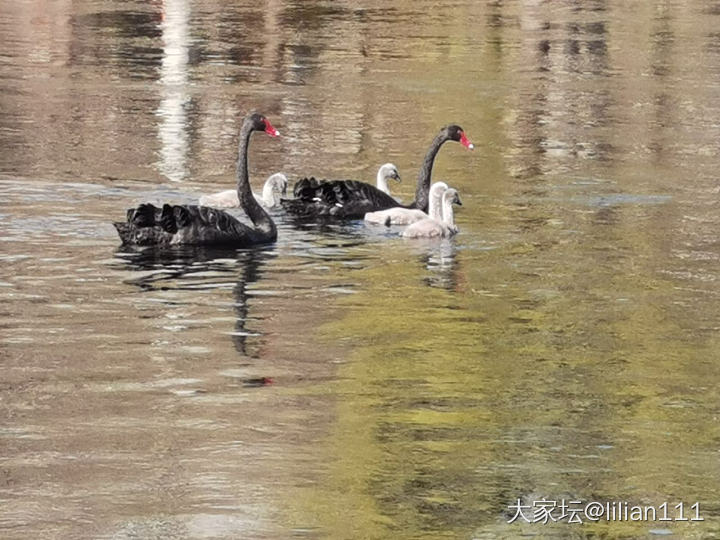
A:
[157, 0, 191, 183]
[2, 1, 720, 539]
[117, 246, 275, 356]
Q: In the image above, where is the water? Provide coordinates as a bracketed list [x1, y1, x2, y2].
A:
[2, 1, 720, 538]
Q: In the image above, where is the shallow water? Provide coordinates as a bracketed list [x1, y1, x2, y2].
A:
[2, 1, 720, 539]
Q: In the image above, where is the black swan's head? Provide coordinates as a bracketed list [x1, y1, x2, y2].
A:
[445, 124, 474, 150]
[247, 112, 280, 137]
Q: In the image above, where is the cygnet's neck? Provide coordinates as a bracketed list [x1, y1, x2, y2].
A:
[376, 167, 390, 195]
[261, 174, 286, 206]
[262, 180, 280, 206]
[441, 194, 456, 227]
[428, 183, 448, 221]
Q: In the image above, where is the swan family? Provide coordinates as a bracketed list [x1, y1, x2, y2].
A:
[113, 112, 473, 247]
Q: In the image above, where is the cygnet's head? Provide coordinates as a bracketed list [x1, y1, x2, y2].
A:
[262, 172, 289, 207]
[379, 163, 401, 183]
[444, 187, 462, 207]
[268, 172, 288, 196]
[429, 181, 449, 198]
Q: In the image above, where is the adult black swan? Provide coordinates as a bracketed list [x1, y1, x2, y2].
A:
[281, 124, 473, 219]
[114, 112, 280, 247]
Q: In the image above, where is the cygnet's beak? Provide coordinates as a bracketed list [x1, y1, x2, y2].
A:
[454, 195, 463, 206]
[393, 173, 401, 183]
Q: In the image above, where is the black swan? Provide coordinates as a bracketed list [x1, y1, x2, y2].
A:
[281, 163, 401, 219]
[401, 186, 462, 238]
[114, 113, 280, 247]
[365, 181, 448, 225]
[351, 163, 402, 197]
[199, 172, 288, 209]
[281, 125, 472, 219]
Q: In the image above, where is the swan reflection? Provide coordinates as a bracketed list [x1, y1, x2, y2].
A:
[115, 246, 275, 356]
[420, 241, 459, 291]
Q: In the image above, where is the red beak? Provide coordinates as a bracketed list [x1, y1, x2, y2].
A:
[459, 131, 474, 150]
[263, 118, 280, 137]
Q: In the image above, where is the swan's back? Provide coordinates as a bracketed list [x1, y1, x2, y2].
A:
[199, 190, 239, 208]
[401, 217, 450, 238]
[199, 173, 288, 209]
[365, 181, 448, 226]
[283, 177, 403, 219]
[114, 203, 274, 247]
[364, 207, 427, 226]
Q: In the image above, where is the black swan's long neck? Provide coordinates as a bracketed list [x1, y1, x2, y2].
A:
[236, 123, 276, 240]
[413, 131, 449, 212]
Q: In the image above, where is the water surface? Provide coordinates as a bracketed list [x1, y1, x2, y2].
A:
[1, 1, 720, 539]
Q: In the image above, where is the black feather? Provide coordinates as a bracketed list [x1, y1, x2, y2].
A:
[159, 204, 177, 233]
[130, 203, 160, 227]
[283, 178, 402, 220]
